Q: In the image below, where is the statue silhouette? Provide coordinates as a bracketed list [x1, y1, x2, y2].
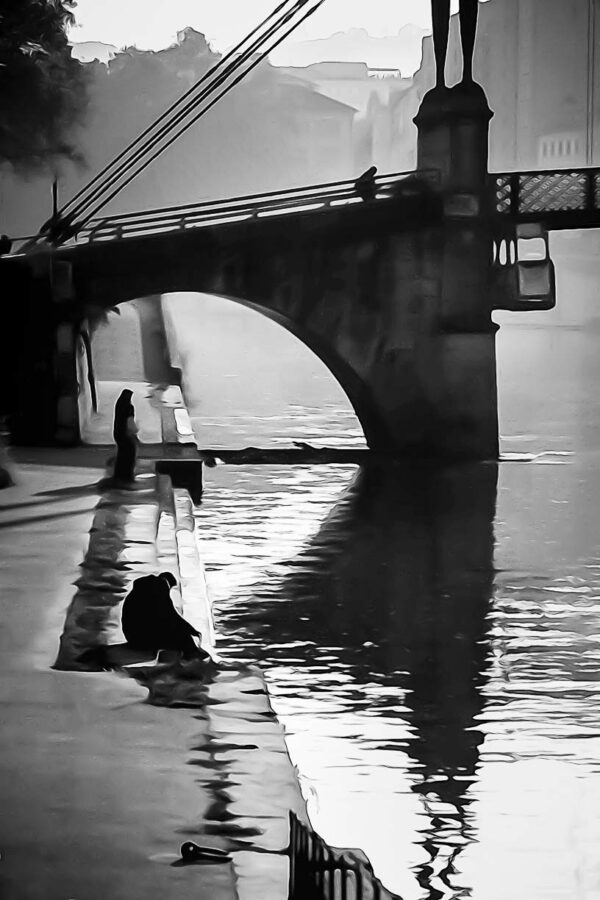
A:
[459, 0, 479, 84]
[431, 0, 479, 88]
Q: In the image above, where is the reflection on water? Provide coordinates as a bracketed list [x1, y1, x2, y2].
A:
[196, 461, 497, 899]
[196, 456, 600, 900]
[173, 288, 600, 899]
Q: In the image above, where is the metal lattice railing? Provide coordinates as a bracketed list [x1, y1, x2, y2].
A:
[491, 167, 600, 218]
[288, 812, 403, 900]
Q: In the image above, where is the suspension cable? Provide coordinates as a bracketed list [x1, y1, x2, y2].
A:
[59, 0, 297, 222]
[69, 0, 312, 226]
[79, 0, 326, 226]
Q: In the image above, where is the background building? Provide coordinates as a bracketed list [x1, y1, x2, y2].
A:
[392, 0, 600, 172]
[279, 61, 412, 171]
[0, 29, 357, 237]
[3, 1, 599, 238]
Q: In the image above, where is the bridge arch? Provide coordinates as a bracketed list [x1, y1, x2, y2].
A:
[66, 209, 447, 456]
[191, 292, 392, 449]
[106, 288, 395, 449]
[8, 180, 497, 457]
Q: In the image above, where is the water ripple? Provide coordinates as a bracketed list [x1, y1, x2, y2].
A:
[192, 456, 600, 900]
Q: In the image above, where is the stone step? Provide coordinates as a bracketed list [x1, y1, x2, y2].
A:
[172, 486, 215, 655]
[54, 473, 161, 669]
[54, 467, 309, 899]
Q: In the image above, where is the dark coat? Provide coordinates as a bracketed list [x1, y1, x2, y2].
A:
[113, 390, 135, 444]
[122, 575, 200, 654]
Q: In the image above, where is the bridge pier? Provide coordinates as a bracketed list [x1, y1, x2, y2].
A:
[413, 81, 498, 460]
[1, 256, 82, 447]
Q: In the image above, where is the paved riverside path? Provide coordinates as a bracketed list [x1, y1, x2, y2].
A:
[0, 447, 306, 900]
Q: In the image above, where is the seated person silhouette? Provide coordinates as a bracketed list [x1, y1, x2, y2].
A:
[121, 571, 207, 659]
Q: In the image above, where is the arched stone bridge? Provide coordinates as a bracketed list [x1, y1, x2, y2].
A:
[3, 0, 600, 457]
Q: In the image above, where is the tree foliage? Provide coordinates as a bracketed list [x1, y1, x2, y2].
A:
[0, 0, 89, 171]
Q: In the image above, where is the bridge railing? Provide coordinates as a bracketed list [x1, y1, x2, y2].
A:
[490, 167, 600, 219]
[73, 169, 438, 245]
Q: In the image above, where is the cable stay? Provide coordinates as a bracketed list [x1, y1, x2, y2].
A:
[75, 0, 322, 225]
[59, 0, 294, 223]
[37, 0, 326, 247]
[80, 0, 326, 226]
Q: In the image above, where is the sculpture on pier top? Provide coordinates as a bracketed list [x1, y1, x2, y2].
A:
[432, 0, 479, 88]
[417, 2, 492, 195]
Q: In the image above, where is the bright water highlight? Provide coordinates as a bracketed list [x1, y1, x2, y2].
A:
[165, 282, 600, 899]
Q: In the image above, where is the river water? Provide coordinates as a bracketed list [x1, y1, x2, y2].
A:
[164, 256, 600, 900]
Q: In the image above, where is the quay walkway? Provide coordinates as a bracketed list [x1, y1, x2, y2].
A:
[0, 295, 400, 900]
[0, 441, 306, 900]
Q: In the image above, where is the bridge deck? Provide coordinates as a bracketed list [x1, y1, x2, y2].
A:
[59, 170, 438, 249]
[65, 166, 600, 242]
[0, 170, 445, 313]
[7, 167, 600, 262]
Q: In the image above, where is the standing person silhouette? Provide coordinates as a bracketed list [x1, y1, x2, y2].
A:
[112, 389, 138, 484]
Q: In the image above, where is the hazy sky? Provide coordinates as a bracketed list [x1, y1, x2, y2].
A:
[68, 0, 459, 53]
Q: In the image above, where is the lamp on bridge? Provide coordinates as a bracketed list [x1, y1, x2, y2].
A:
[491, 224, 556, 312]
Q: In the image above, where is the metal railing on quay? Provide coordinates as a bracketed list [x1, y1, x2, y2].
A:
[288, 812, 403, 900]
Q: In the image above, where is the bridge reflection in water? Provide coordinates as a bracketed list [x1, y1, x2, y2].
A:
[196, 460, 497, 899]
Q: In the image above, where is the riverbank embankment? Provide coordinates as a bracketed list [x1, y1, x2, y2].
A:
[0, 445, 308, 900]
[0, 294, 308, 899]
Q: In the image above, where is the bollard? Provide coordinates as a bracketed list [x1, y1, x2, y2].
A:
[155, 459, 203, 503]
